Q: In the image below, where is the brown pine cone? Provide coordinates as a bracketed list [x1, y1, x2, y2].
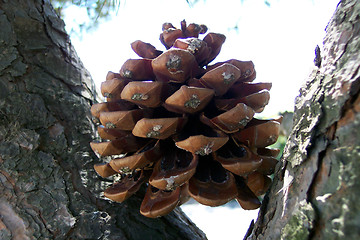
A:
[90, 21, 281, 218]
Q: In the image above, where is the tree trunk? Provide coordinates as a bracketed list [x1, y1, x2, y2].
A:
[246, 0, 360, 239]
[0, 0, 206, 239]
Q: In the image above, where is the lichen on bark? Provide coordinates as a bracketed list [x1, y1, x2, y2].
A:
[281, 200, 315, 240]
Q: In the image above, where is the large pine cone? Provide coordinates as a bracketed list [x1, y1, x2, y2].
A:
[90, 20, 281, 218]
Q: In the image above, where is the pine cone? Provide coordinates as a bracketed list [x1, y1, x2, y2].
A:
[90, 20, 281, 218]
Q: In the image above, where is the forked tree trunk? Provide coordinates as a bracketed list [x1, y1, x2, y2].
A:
[0, 0, 205, 239]
[2, 0, 359, 239]
[245, 0, 360, 239]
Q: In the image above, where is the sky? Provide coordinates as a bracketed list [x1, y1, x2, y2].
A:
[63, 0, 339, 239]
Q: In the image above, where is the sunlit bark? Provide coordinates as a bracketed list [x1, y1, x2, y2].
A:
[245, 0, 360, 239]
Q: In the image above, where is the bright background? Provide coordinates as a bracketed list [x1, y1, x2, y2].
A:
[63, 0, 339, 239]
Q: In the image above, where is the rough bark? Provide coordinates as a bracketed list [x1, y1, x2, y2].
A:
[246, 0, 360, 239]
[0, 0, 206, 239]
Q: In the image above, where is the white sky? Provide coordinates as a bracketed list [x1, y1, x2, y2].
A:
[64, 0, 339, 239]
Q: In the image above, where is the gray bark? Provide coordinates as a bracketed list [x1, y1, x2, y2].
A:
[246, 0, 360, 239]
[0, 0, 206, 239]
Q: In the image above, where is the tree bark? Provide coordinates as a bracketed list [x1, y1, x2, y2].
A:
[246, 0, 360, 239]
[0, 0, 206, 239]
